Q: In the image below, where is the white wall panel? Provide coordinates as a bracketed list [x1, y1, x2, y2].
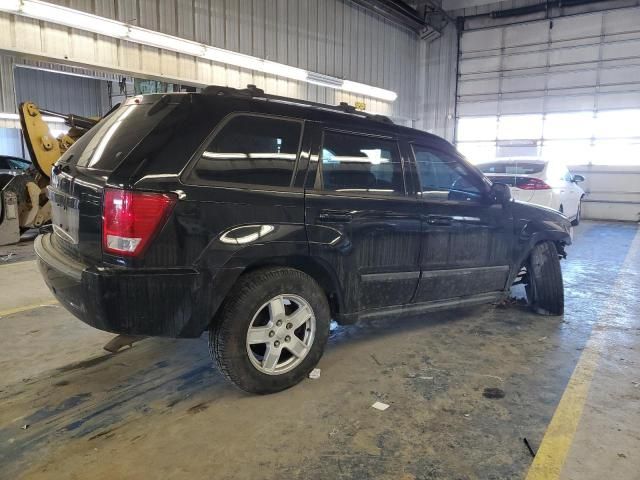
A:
[602, 40, 640, 60]
[502, 51, 546, 71]
[501, 74, 545, 93]
[458, 6, 640, 118]
[504, 22, 548, 48]
[572, 165, 640, 222]
[549, 45, 599, 65]
[544, 94, 596, 112]
[460, 28, 501, 53]
[597, 92, 640, 110]
[550, 14, 602, 42]
[603, 8, 640, 34]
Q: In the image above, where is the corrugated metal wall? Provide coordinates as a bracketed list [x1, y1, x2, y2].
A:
[0, 58, 112, 157]
[0, 0, 421, 123]
[14, 67, 107, 117]
[0, 55, 16, 114]
[415, 23, 458, 141]
[1, 55, 119, 115]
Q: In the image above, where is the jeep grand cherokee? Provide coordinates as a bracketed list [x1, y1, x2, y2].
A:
[35, 85, 572, 394]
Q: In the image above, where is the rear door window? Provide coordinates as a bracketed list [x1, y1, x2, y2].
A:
[319, 131, 404, 195]
[189, 114, 302, 188]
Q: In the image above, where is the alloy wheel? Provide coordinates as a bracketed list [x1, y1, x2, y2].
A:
[245, 294, 316, 375]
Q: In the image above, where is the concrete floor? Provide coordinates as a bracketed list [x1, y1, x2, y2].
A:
[0, 221, 638, 479]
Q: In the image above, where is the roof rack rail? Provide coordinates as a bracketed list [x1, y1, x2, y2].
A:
[201, 84, 393, 124]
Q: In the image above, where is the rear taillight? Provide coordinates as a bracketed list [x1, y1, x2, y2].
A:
[517, 178, 551, 190]
[103, 188, 177, 257]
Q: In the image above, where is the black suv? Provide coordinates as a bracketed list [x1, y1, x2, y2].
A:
[35, 86, 572, 394]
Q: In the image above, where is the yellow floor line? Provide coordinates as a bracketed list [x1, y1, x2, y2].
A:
[0, 300, 58, 318]
[526, 227, 640, 480]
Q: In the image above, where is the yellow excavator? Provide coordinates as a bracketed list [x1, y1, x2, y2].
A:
[0, 103, 100, 245]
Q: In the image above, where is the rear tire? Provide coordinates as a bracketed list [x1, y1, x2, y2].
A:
[210, 267, 330, 394]
[571, 199, 582, 226]
[525, 241, 564, 316]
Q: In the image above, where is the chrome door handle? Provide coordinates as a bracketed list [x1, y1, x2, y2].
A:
[318, 210, 352, 223]
[426, 215, 452, 226]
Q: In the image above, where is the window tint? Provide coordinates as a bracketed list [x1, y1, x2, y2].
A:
[0, 158, 10, 169]
[320, 131, 404, 195]
[413, 146, 483, 202]
[192, 115, 301, 187]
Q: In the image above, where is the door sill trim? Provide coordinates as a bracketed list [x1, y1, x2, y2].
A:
[336, 292, 504, 324]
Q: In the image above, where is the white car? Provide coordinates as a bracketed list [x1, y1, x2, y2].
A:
[477, 158, 585, 225]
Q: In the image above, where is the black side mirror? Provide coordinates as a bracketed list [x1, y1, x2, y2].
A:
[490, 182, 512, 205]
[572, 174, 585, 183]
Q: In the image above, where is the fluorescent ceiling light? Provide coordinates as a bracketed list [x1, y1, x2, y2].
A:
[263, 61, 307, 81]
[128, 28, 205, 57]
[342, 80, 398, 102]
[306, 72, 343, 88]
[1, 0, 398, 102]
[1, 0, 20, 12]
[21, 1, 129, 37]
[203, 47, 264, 71]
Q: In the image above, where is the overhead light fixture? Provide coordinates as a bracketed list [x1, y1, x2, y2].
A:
[2, 0, 20, 12]
[128, 28, 205, 57]
[263, 61, 307, 81]
[0, 0, 398, 102]
[202, 47, 264, 71]
[306, 72, 344, 89]
[342, 80, 398, 102]
[20, 0, 129, 38]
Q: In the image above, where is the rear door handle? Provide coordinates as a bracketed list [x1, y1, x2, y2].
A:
[426, 215, 453, 226]
[318, 210, 352, 223]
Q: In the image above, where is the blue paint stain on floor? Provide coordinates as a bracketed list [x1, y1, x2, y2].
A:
[23, 393, 92, 425]
[0, 341, 223, 478]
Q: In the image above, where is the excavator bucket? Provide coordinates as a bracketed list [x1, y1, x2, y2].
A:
[0, 102, 101, 245]
[19, 102, 62, 179]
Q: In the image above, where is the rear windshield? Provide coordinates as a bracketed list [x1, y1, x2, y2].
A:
[58, 102, 175, 171]
[478, 162, 545, 175]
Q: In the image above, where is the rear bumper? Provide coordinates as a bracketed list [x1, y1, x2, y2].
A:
[34, 233, 240, 338]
